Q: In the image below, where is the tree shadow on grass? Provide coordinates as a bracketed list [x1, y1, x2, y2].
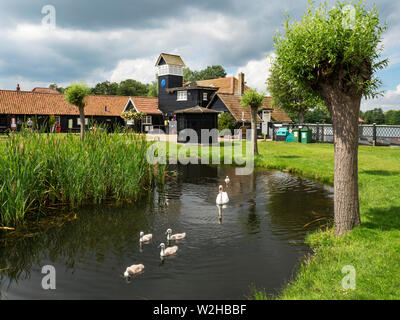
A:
[361, 170, 400, 177]
[362, 206, 400, 231]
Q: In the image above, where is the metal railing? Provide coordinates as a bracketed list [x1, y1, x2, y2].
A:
[272, 123, 400, 146]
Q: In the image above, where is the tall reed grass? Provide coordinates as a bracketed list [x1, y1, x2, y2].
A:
[0, 130, 164, 226]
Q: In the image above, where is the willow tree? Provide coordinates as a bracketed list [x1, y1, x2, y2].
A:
[267, 58, 324, 124]
[241, 88, 265, 155]
[64, 82, 90, 141]
[273, 1, 387, 235]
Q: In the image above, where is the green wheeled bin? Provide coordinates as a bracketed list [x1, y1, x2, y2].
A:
[292, 129, 301, 143]
[300, 128, 313, 144]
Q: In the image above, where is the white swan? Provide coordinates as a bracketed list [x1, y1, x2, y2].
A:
[216, 185, 229, 205]
[225, 176, 230, 184]
[124, 264, 145, 278]
[139, 231, 153, 243]
[159, 243, 178, 258]
[166, 228, 186, 241]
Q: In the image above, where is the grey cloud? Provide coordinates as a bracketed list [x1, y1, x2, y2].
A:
[0, 0, 399, 89]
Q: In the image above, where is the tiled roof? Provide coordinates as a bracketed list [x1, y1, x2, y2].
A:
[212, 94, 292, 123]
[263, 96, 292, 123]
[130, 97, 161, 114]
[216, 93, 263, 123]
[194, 77, 250, 95]
[31, 87, 61, 94]
[84, 95, 130, 116]
[0, 90, 76, 115]
[0, 90, 129, 117]
[156, 53, 185, 67]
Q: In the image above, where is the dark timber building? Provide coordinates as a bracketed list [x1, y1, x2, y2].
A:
[156, 53, 219, 143]
[0, 53, 291, 140]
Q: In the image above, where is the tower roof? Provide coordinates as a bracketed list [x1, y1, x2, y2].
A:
[155, 53, 185, 67]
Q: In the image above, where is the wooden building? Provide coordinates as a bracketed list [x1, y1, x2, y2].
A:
[0, 88, 155, 133]
[195, 74, 292, 137]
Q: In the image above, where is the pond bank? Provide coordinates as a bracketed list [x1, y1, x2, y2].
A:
[254, 141, 400, 300]
[0, 132, 164, 227]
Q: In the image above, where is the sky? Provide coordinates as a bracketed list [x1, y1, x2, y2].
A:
[0, 0, 399, 111]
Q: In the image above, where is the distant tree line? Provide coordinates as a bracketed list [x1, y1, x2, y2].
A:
[360, 108, 400, 125]
[287, 107, 400, 125]
[183, 65, 226, 82]
[50, 79, 158, 97]
[48, 65, 226, 98]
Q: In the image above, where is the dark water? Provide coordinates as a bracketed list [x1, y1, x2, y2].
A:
[0, 165, 333, 300]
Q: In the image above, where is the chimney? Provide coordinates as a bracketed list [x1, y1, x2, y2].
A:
[238, 72, 245, 96]
[16, 84, 20, 91]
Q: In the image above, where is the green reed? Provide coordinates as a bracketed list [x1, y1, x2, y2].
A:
[0, 129, 164, 226]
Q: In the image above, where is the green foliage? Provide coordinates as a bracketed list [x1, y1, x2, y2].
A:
[273, 0, 387, 100]
[49, 83, 65, 93]
[147, 80, 158, 97]
[117, 79, 149, 96]
[304, 108, 332, 124]
[384, 110, 400, 125]
[267, 56, 324, 123]
[183, 65, 227, 82]
[218, 112, 236, 133]
[64, 82, 90, 109]
[90, 81, 119, 95]
[360, 108, 385, 124]
[54, 77, 158, 98]
[0, 131, 164, 227]
[48, 115, 56, 127]
[121, 110, 146, 121]
[240, 88, 265, 109]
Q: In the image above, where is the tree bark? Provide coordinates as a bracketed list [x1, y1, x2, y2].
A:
[79, 106, 85, 141]
[323, 89, 361, 236]
[298, 109, 305, 125]
[251, 106, 259, 155]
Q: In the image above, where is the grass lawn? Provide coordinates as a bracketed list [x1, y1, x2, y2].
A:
[254, 141, 400, 300]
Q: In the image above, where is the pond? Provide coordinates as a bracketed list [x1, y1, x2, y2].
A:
[0, 165, 333, 300]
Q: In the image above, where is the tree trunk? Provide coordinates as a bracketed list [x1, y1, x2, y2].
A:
[250, 106, 259, 155]
[298, 109, 305, 125]
[79, 106, 85, 141]
[325, 91, 361, 236]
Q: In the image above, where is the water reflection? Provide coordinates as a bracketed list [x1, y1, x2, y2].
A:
[0, 165, 333, 300]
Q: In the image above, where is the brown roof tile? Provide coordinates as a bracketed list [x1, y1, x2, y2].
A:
[130, 97, 161, 114]
[216, 93, 262, 123]
[212, 94, 292, 123]
[31, 87, 61, 94]
[0, 90, 129, 117]
[194, 77, 250, 95]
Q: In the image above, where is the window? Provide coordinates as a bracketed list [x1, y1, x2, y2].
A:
[142, 116, 152, 125]
[177, 91, 187, 101]
[203, 92, 208, 101]
[262, 110, 271, 122]
[77, 118, 88, 126]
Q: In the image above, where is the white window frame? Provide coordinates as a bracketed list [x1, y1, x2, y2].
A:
[77, 118, 88, 126]
[177, 91, 188, 101]
[262, 110, 271, 122]
[142, 116, 152, 125]
[203, 92, 208, 101]
[157, 65, 183, 77]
